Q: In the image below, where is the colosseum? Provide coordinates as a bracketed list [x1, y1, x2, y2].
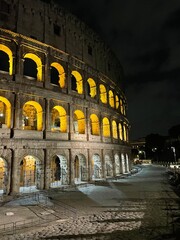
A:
[0, 0, 130, 195]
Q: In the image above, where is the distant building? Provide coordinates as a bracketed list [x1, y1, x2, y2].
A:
[0, 0, 130, 195]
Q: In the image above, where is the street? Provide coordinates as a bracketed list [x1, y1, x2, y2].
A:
[0, 164, 180, 239]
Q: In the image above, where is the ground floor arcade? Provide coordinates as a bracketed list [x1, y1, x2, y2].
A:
[0, 145, 131, 195]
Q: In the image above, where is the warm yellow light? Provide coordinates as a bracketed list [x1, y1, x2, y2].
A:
[51, 62, 66, 88]
[0, 96, 11, 128]
[123, 124, 127, 141]
[0, 44, 13, 75]
[109, 90, 115, 108]
[74, 110, 85, 134]
[90, 114, 100, 135]
[119, 123, 123, 140]
[23, 101, 43, 131]
[72, 71, 83, 94]
[51, 106, 67, 132]
[115, 95, 119, 109]
[100, 84, 107, 104]
[87, 78, 96, 98]
[102, 117, 110, 137]
[24, 53, 42, 81]
[112, 120, 118, 139]
[120, 99, 124, 114]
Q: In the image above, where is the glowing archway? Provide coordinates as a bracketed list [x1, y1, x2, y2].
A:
[51, 62, 65, 88]
[120, 99, 124, 114]
[123, 124, 127, 142]
[0, 96, 11, 128]
[71, 71, 83, 94]
[109, 90, 115, 108]
[102, 117, 110, 137]
[0, 44, 13, 75]
[99, 84, 107, 103]
[24, 53, 42, 81]
[87, 78, 96, 98]
[115, 95, 119, 109]
[22, 101, 43, 131]
[119, 123, 123, 140]
[73, 110, 85, 134]
[90, 114, 100, 135]
[20, 155, 41, 192]
[51, 106, 67, 132]
[112, 120, 118, 139]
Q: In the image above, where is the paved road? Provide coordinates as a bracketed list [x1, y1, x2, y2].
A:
[0, 164, 180, 239]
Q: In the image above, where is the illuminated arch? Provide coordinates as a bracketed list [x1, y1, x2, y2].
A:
[87, 78, 97, 98]
[71, 71, 83, 94]
[119, 123, 123, 140]
[99, 84, 107, 104]
[51, 62, 65, 88]
[0, 96, 11, 128]
[102, 117, 110, 137]
[19, 155, 41, 191]
[24, 53, 42, 81]
[73, 110, 85, 134]
[51, 106, 67, 132]
[112, 120, 118, 139]
[123, 124, 127, 141]
[115, 95, 119, 109]
[22, 101, 43, 131]
[0, 44, 13, 75]
[109, 90, 115, 108]
[0, 157, 8, 194]
[120, 99, 124, 114]
[90, 114, 100, 135]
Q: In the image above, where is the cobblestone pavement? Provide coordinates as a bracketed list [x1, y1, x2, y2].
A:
[0, 165, 180, 240]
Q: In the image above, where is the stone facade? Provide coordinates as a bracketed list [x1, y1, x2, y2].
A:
[0, 0, 130, 195]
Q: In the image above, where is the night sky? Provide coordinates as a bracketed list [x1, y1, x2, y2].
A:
[56, 0, 180, 140]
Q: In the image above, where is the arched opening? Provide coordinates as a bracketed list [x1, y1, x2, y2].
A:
[0, 97, 11, 128]
[121, 153, 126, 174]
[0, 44, 13, 75]
[23, 53, 42, 81]
[0, 157, 8, 194]
[92, 154, 102, 179]
[115, 95, 119, 109]
[23, 58, 37, 79]
[112, 120, 118, 139]
[90, 114, 100, 135]
[115, 154, 121, 176]
[119, 123, 123, 140]
[105, 155, 113, 177]
[19, 155, 41, 193]
[123, 124, 127, 142]
[120, 99, 124, 114]
[0, 50, 9, 73]
[126, 154, 130, 172]
[73, 110, 85, 134]
[50, 155, 68, 187]
[50, 62, 65, 88]
[22, 101, 43, 131]
[74, 154, 87, 183]
[51, 106, 67, 132]
[99, 84, 107, 104]
[71, 71, 83, 94]
[102, 117, 110, 137]
[50, 66, 59, 85]
[87, 78, 96, 98]
[109, 90, 114, 108]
